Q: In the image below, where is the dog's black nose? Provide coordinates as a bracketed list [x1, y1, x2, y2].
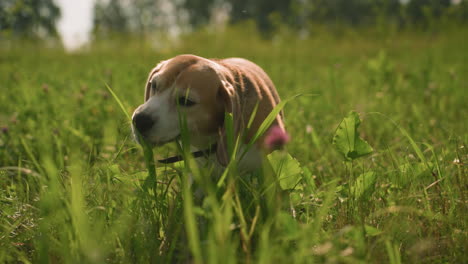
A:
[133, 113, 154, 134]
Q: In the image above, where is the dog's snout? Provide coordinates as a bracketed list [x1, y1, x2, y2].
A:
[133, 113, 155, 134]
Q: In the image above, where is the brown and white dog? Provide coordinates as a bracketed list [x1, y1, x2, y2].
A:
[132, 54, 285, 170]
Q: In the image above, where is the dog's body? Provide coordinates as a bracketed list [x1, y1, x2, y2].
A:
[132, 54, 285, 168]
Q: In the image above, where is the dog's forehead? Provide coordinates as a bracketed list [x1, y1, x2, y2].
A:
[151, 58, 220, 93]
[148, 58, 189, 88]
[148, 61, 171, 89]
[178, 64, 219, 85]
[177, 65, 222, 99]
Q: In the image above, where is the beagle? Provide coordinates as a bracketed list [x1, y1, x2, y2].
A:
[132, 54, 285, 169]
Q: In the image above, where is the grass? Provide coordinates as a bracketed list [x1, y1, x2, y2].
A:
[0, 23, 467, 263]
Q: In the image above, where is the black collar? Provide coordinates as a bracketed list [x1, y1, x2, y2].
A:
[157, 144, 218, 164]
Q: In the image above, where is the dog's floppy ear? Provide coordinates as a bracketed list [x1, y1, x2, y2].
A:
[216, 80, 244, 166]
[144, 60, 166, 102]
[215, 73, 286, 166]
[217, 80, 236, 116]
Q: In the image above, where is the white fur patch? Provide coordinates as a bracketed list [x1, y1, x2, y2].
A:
[132, 89, 180, 145]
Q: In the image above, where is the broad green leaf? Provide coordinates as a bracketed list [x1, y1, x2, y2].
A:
[302, 167, 316, 192]
[364, 225, 382, 237]
[333, 111, 373, 161]
[351, 171, 376, 199]
[267, 151, 302, 190]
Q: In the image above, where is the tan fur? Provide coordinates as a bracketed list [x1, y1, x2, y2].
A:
[134, 54, 285, 166]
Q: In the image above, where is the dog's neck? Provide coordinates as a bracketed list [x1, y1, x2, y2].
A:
[189, 134, 218, 152]
[157, 143, 217, 164]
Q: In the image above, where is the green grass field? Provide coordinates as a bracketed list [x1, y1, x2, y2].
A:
[1, 25, 467, 263]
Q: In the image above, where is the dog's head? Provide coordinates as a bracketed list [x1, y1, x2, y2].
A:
[132, 55, 233, 149]
[132, 54, 285, 166]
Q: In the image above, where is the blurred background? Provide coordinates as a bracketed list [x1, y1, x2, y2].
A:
[0, 0, 466, 51]
[0, 2, 467, 263]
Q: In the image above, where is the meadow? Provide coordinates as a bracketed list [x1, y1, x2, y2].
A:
[0, 24, 467, 263]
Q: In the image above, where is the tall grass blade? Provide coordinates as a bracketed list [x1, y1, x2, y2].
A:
[248, 94, 301, 146]
[105, 83, 131, 121]
[105, 83, 157, 189]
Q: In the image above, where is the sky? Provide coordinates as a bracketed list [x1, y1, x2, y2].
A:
[55, 0, 95, 51]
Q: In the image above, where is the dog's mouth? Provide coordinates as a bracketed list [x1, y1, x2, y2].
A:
[134, 131, 180, 147]
[154, 134, 181, 146]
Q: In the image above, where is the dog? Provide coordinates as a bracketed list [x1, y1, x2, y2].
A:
[132, 54, 286, 170]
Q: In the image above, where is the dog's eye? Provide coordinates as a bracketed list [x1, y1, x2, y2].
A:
[177, 97, 196, 107]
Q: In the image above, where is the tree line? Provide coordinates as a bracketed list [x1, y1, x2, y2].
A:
[0, 0, 60, 38]
[1, 0, 467, 39]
